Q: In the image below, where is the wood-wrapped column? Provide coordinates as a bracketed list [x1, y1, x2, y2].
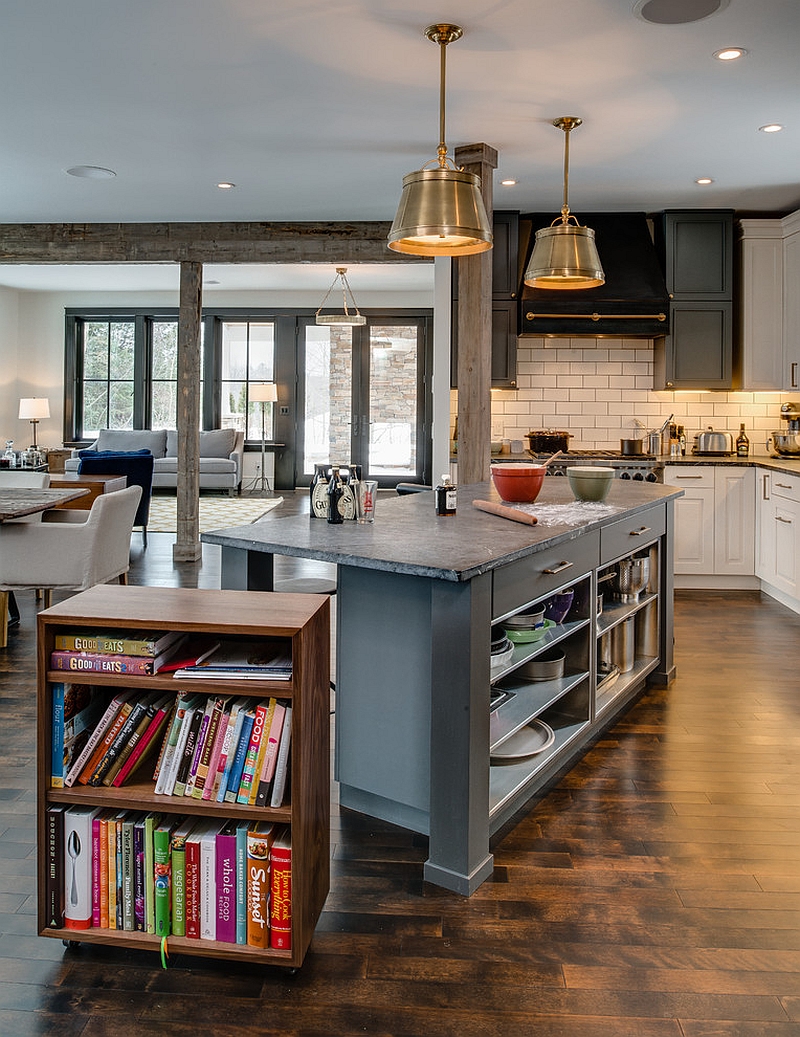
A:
[454, 143, 497, 486]
[173, 260, 203, 562]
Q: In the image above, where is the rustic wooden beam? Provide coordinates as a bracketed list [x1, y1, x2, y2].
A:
[454, 144, 497, 486]
[173, 261, 203, 563]
[0, 222, 431, 265]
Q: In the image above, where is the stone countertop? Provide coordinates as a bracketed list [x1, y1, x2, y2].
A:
[664, 453, 800, 476]
[201, 480, 681, 583]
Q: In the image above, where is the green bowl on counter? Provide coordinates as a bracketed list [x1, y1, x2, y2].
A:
[567, 466, 615, 502]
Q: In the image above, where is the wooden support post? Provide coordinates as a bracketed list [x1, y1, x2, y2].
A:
[173, 261, 203, 562]
[454, 143, 497, 486]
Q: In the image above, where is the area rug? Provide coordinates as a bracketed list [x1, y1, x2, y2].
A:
[147, 495, 284, 533]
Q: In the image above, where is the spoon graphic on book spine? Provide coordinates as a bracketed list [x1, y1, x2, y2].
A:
[67, 829, 81, 906]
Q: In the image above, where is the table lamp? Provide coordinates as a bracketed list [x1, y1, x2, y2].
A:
[18, 397, 50, 450]
[250, 383, 278, 494]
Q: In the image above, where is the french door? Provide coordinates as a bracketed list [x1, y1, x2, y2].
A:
[297, 315, 432, 487]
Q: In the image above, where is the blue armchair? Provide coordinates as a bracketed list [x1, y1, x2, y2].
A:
[77, 450, 154, 546]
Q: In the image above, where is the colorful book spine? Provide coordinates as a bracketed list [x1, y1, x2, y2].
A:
[255, 700, 286, 807]
[133, 818, 146, 931]
[153, 695, 194, 795]
[45, 804, 65, 929]
[184, 827, 202, 939]
[143, 812, 161, 934]
[217, 706, 249, 803]
[246, 822, 274, 948]
[235, 821, 249, 945]
[223, 710, 255, 804]
[215, 821, 238, 943]
[247, 699, 276, 805]
[121, 817, 136, 930]
[106, 813, 121, 930]
[114, 817, 124, 930]
[51, 683, 65, 787]
[54, 630, 182, 657]
[269, 706, 292, 808]
[172, 706, 204, 798]
[50, 650, 159, 675]
[207, 698, 246, 802]
[77, 701, 134, 785]
[86, 698, 150, 786]
[236, 703, 270, 804]
[170, 820, 196, 937]
[183, 697, 215, 799]
[98, 811, 111, 928]
[63, 806, 100, 930]
[91, 812, 103, 927]
[200, 823, 222, 940]
[65, 691, 132, 787]
[153, 821, 173, 938]
[269, 827, 292, 951]
[193, 697, 228, 800]
[101, 698, 159, 787]
[112, 701, 172, 788]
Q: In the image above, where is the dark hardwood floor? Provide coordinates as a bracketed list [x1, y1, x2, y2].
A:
[2, 502, 800, 1035]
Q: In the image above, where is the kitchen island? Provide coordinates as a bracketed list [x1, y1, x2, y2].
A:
[203, 479, 682, 894]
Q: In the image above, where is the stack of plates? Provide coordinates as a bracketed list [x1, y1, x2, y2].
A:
[491, 626, 515, 669]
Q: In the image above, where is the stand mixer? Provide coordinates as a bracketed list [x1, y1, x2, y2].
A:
[768, 403, 800, 456]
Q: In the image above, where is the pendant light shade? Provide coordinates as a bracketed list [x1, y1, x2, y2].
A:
[388, 24, 493, 257]
[524, 117, 604, 289]
[315, 267, 366, 326]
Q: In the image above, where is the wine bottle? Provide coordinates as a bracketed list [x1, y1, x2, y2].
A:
[326, 466, 344, 524]
[736, 423, 750, 458]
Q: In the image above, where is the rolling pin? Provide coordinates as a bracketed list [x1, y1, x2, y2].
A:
[472, 500, 538, 525]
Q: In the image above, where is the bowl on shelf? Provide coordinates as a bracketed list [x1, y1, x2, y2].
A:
[491, 463, 546, 503]
[518, 647, 566, 682]
[566, 466, 615, 502]
[505, 618, 555, 643]
[543, 589, 574, 624]
[503, 604, 545, 631]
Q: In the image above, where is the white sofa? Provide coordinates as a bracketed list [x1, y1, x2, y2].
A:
[67, 428, 244, 494]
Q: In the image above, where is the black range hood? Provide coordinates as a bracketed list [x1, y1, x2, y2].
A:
[518, 212, 670, 338]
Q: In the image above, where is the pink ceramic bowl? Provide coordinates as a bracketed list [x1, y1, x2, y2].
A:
[491, 464, 546, 503]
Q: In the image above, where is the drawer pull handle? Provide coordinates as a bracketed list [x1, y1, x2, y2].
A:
[542, 560, 574, 575]
[775, 483, 793, 490]
[777, 516, 793, 524]
[674, 474, 703, 480]
[629, 526, 652, 536]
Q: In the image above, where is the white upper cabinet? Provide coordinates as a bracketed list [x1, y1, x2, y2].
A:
[783, 210, 800, 392]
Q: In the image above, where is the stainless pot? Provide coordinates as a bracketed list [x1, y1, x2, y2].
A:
[608, 556, 650, 602]
[692, 426, 733, 456]
[768, 431, 800, 456]
[620, 438, 644, 455]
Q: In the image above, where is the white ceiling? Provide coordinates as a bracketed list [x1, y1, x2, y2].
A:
[0, 0, 798, 292]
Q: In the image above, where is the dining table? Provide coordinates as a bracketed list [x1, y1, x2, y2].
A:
[0, 486, 89, 647]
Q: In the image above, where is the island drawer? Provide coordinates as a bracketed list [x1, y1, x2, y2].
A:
[492, 532, 598, 620]
[600, 505, 666, 564]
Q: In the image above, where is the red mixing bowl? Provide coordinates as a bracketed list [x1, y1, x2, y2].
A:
[490, 463, 546, 503]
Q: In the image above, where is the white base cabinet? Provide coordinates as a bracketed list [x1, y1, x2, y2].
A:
[757, 469, 800, 608]
[665, 465, 755, 583]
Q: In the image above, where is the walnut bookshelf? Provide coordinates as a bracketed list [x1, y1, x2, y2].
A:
[36, 584, 330, 969]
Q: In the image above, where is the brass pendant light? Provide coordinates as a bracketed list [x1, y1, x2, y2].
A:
[524, 117, 604, 289]
[388, 24, 493, 257]
[315, 267, 367, 326]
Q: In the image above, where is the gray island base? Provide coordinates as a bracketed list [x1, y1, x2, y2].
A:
[202, 480, 681, 895]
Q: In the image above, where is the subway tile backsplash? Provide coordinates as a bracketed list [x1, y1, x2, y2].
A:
[481, 337, 790, 453]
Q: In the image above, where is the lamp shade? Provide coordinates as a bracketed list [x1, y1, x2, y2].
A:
[388, 167, 493, 257]
[18, 397, 50, 420]
[524, 224, 605, 289]
[250, 383, 278, 403]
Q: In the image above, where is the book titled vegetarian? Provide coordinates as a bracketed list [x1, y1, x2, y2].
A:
[53, 629, 185, 657]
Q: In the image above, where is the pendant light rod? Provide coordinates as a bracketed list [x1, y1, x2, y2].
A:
[554, 116, 582, 225]
[424, 23, 463, 168]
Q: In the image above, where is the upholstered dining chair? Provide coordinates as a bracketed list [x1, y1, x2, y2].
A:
[0, 485, 141, 648]
[0, 471, 51, 626]
[77, 450, 154, 546]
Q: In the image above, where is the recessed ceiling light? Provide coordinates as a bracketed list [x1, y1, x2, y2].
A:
[714, 47, 747, 60]
[635, 0, 729, 25]
[216, 181, 236, 189]
[66, 165, 116, 179]
[759, 123, 784, 133]
[500, 179, 517, 186]
[695, 177, 714, 185]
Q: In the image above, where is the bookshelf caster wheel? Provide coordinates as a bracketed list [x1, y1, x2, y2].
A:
[62, 940, 80, 950]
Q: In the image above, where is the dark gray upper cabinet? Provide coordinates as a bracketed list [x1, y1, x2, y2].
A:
[657, 209, 734, 299]
[654, 209, 735, 389]
[451, 211, 519, 388]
